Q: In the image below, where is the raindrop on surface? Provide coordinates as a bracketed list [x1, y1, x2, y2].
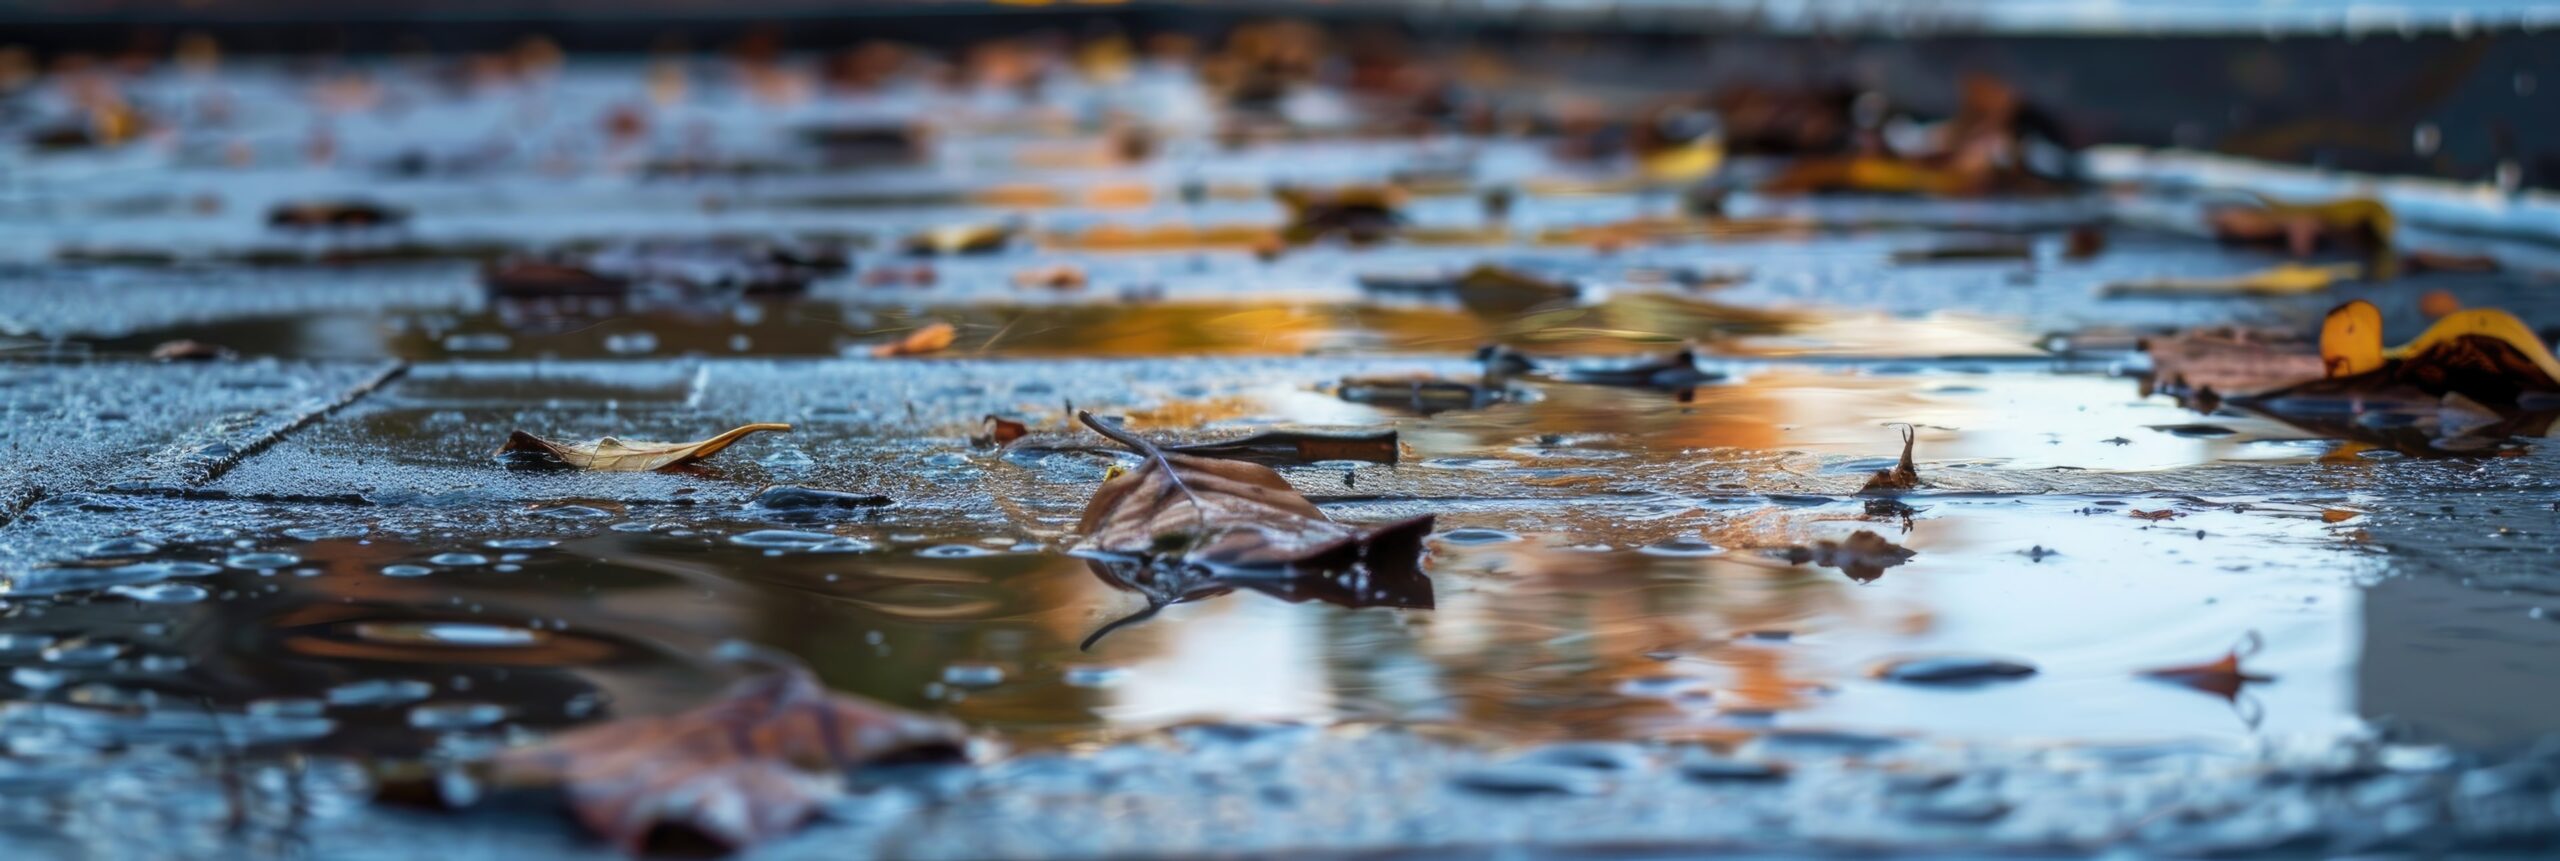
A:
[729, 529, 840, 549]
[484, 538, 559, 550]
[326, 678, 434, 706]
[42, 638, 127, 665]
[108, 582, 209, 604]
[409, 702, 511, 730]
[1436, 528, 1520, 546]
[81, 538, 159, 558]
[428, 553, 490, 567]
[352, 622, 544, 648]
[942, 663, 1006, 687]
[225, 551, 302, 570]
[1062, 665, 1129, 688]
[381, 564, 435, 577]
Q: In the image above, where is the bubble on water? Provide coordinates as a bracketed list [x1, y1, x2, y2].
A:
[0, 633, 60, 657]
[1435, 528, 1519, 546]
[108, 582, 209, 604]
[326, 678, 434, 706]
[942, 663, 1006, 687]
[1639, 538, 1723, 557]
[602, 331, 658, 355]
[484, 538, 558, 550]
[81, 538, 159, 558]
[10, 667, 68, 691]
[226, 551, 301, 570]
[731, 529, 839, 549]
[409, 702, 511, 730]
[42, 638, 127, 665]
[429, 553, 490, 567]
[249, 697, 327, 718]
[352, 622, 544, 648]
[1062, 665, 1129, 688]
[381, 564, 435, 577]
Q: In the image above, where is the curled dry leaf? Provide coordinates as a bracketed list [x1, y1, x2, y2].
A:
[2128, 509, 2180, 521]
[496, 423, 791, 472]
[2290, 299, 2560, 406]
[2139, 632, 2274, 702]
[1859, 424, 1921, 493]
[492, 657, 967, 853]
[972, 414, 1029, 448]
[1069, 411, 1433, 647]
[2139, 328, 2325, 402]
[871, 322, 956, 358]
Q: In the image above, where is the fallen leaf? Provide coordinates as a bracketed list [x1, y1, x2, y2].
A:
[972, 415, 1029, 448]
[492, 649, 967, 853]
[1274, 185, 1405, 245]
[2064, 225, 2107, 260]
[2138, 632, 2274, 702]
[1167, 429, 1399, 467]
[1069, 411, 1433, 645]
[871, 322, 956, 358]
[496, 423, 791, 472]
[2320, 509, 2361, 523]
[2139, 328, 2326, 401]
[1775, 530, 1916, 583]
[1011, 264, 1087, 290]
[2296, 299, 2560, 405]
[2128, 509, 2180, 521]
[2102, 262, 2359, 297]
[1860, 424, 1921, 493]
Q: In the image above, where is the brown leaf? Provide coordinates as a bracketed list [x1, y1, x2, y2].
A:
[2139, 329, 2325, 401]
[1776, 530, 1916, 583]
[1072, 411, 1432, 571]
[1166, 429, 1399, 467]
[495, 423, 791, 472]
[1859, 424, 1921, 493]
[2128, 509, 2180, 521]
[2139, 632, 2274, 702]
[493, 657, 966, 853]
[972, 414, 1029, 448]
[871, 322, 956, 358]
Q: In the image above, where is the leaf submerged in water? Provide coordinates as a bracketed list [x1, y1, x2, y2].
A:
[492, 651, 967, 854]
[495, 423, 791, 472]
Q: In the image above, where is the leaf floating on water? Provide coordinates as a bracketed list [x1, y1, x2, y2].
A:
[1556, 344, 1724, 390]
[2128, 509, 2180, 521]
[870, 322, 956, 358]
[492, 652, 967, 854]
[1859, 424, 1921, 493]
[2138, 632, 2273, 702]
[1068, 412, 1433, 646]
[2102, 262, 2359, 297]
[1167, 429, 1399, 467]
[496, 423, 791, 472]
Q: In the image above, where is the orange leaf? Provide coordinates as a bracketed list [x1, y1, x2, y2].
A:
[872, 322, 956, 357]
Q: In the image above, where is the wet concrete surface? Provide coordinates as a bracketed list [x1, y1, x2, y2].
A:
[4, 56, 2560, 860]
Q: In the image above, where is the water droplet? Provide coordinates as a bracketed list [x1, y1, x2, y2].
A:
[941, 663, 1006, 687]
[429, 553, 490, 567]
[42, 638, 127, 665]
[326, 678, 434, 706]
[409, 702, 511, 730]
[484, 538, 558, 550]
[353, 622, 544, 648]
[1062, 665, 1129, 688]
[381, 564, 435, 577]
[108, 582, 209, 604]
[730, 529, 841, 549]
[81, 538, 159, 558]
[226, 551, 301, 570]
[1437, 529, 1519, 545]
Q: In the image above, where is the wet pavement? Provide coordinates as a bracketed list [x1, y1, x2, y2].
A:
[3, 55, 2560, 860]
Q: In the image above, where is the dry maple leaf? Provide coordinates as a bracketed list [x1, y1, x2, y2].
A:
[1859, 424, 1921, 493]
[2138, 631, 2274, 702]
[1069, 411, 1433, 647]
[495, 423, 791, 472]
[492, 651, 967, 854]
[871, 322, 956, 358]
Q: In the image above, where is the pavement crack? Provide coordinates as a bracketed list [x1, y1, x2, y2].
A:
[114, 361, 410, 492]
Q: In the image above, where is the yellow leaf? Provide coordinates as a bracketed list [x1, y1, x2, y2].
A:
[2385, 308, 2560, 384]
[2106, 262, 2358, 297]
[1638, 139, 1723, 184]
[2320, 299, 2385, 377]
[495, 423, 792, 472]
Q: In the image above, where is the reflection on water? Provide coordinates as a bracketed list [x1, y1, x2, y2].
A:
[0, 364, 2426, 764]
